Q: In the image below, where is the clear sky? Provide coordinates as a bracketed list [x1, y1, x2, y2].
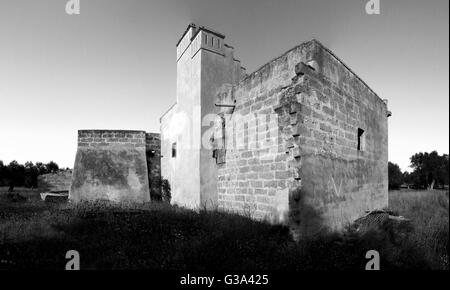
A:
[0, 0, 448, 171]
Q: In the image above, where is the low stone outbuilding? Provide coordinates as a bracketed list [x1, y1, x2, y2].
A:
[38, 170, 72, 192]
[69, 130, 160, 203]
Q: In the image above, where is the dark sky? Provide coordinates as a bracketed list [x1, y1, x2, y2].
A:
[0, 0, 448, 171]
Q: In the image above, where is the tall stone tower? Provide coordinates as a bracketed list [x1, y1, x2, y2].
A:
[160, 24, 246, 209]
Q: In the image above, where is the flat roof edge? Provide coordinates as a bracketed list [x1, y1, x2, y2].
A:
[160, 102, 177, 123]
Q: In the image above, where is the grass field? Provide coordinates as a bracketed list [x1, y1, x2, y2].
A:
[389, 190, 449, 269]
[0, 187, 448, 270]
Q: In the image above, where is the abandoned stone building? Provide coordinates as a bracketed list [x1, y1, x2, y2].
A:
[69, 23, 391, 234]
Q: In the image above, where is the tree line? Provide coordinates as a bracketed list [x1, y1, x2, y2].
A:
[2, 150, 448, 191]
[389, 151, 449, 190]
[0, 160, 62, 189]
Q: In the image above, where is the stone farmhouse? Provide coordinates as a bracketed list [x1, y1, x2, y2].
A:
[69, 23, 391, 234]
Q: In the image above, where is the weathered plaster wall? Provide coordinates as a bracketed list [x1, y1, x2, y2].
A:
[215, 40, 389, 235]
[161, 25, 202, 209]
[160, 105, 178, 201]
[38, 170, 72, 192]
[70, 130, 150, 203]
[161, 24, 245, 209]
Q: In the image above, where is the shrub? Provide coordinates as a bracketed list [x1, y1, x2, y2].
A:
[388, 162, 403, 189]
[161, 179, 171, 203]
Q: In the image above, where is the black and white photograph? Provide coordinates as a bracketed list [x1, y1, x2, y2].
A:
[0, 0, 448, 283]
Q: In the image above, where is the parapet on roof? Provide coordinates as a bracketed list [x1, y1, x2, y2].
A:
[176, 23, 226, 47]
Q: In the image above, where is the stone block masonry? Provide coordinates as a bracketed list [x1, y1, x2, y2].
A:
[70, 130, 151, 203]
[76, 130, 147, 148]
[214, 40, 389, 236]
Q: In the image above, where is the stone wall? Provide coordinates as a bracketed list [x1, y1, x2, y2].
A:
[214, 40, 389, 235]
[76, 130, 147, 147]
[214, 41, 314, 222]
[69, 130, 150, 203]
[146, 133, 162, 199]
[38, 170, 72, 192]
